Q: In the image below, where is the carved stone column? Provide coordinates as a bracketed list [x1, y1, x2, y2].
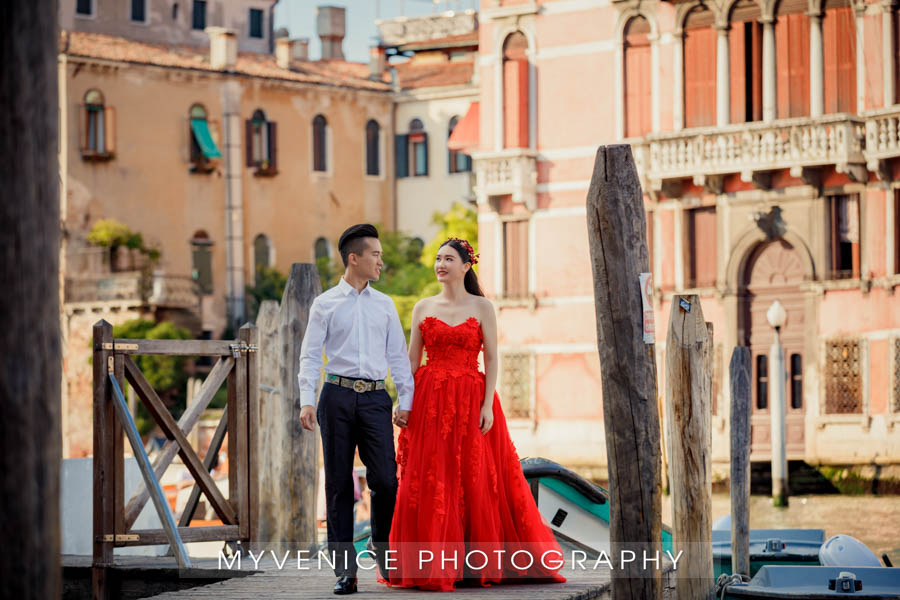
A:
[716, 24, 731, 126]
[809, 9, 825, 117]
[761, 17, 777, 122]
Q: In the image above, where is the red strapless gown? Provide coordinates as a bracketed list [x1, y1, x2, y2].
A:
[385, 316, 567, 591]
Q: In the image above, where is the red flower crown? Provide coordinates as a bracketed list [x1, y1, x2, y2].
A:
[446, 237, 479, 265]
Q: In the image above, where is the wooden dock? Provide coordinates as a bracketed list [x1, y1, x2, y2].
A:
[67, 553, 676, 600]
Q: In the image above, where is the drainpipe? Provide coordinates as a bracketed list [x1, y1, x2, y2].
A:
[223, 80, 245, 330]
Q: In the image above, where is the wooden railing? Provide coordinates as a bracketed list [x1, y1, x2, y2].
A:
[91, 320, 258, 599]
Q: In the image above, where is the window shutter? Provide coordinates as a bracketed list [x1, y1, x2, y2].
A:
[104, 106, 116, 157]
[80, 105, 90, 155]
[421, 132, 429, 176]
[267, 121, 277, 171]
[463, 153, 472, 172]
[395, 134, 409, 178]
[245, 119, 254, 167]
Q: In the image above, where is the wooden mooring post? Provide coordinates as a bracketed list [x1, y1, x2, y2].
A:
[729, 346, 752, 577]
[256, 263, 321, 550]
[665, 295, 714, 600]
[586, 145, 662, 600]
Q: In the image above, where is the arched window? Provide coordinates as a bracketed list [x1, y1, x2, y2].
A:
[314, 237, 330, 260]
[190, 230, 213, 295]
[683, 7, 717, 128]
[189, 103, 221, 171]
[366, 119, 380, 176]
[253, 234, 271, 283]
[729, 0, 763, 123]
[448, 116, 472, 173]
[313, 114, 327, 172]
[409, 118, 428, 176]
[502, 32, 529, 148]
[624, 17, 652, 137]
[246, 109, 277, 173]
[81, 89, 115, 159]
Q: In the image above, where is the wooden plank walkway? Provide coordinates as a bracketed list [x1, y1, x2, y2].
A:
[139, 555, 635, 600]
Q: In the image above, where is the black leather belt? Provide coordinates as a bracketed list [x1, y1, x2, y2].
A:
[325, 374, 386, 393]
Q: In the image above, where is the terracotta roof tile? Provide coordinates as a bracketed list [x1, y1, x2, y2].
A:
[397, 31, 479, 51]
[60, 30, 391, 92]
[392, 60, 474, 90]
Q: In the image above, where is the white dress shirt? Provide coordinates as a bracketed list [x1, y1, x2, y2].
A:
[297, 277, 415, 410]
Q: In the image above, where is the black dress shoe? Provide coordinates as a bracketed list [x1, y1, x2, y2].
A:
[333, 575, 357, 595]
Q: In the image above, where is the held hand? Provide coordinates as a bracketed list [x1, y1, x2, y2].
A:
[393, 409, 411, 428]
[479, 403, 494, 435]
[299, 405, 316, 431]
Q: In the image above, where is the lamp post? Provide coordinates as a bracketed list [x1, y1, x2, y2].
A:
[767, 300, 789, 507]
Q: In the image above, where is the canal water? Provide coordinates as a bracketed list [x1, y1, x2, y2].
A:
[662, 493, 900, 565]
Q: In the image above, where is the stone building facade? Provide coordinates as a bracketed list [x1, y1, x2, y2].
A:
[473, 0, 900, 476]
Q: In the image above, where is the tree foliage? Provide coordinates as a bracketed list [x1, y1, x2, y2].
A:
[246, 266, 287, 322]
[113, 319, 192, 435]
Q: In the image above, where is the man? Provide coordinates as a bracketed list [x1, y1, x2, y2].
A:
[298, 224, 413, 595]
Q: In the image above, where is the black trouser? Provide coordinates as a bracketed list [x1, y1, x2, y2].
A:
[317, 381, 397, 577]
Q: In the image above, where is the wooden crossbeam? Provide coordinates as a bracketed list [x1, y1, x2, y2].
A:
[124, 356, 237, 525]
[124, 355, 233, 529]
[178, 410, 228, 528]
[112, 525, 241, 547]
[105, 339, 237, 356]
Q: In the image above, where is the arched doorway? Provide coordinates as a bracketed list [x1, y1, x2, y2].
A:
[740, 239, 807, 459]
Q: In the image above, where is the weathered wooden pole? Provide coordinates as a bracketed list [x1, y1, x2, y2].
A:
[665, 294, 714, 600]
[586, 145, 662, 600]
[0, 1, 62, 597]
[729, 346, 752, 577]
[257, 265, 321, 550]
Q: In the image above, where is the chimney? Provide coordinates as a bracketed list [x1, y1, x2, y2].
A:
[276, 37, 310, 69]
[206, 27, 237, 70]
[369, 46, 386, 79]
[316, 6, 345, 60]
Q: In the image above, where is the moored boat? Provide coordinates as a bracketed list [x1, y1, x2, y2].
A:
[718, 565, 900, 599]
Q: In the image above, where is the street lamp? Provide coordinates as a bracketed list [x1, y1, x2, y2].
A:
[767, 300, 789, 507]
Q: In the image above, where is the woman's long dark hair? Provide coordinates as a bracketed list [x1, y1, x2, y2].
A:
[440, 239, 484, 297]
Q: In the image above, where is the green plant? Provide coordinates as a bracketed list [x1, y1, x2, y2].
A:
[246, 266, 288, 322]
[87, 218, 161, 263]
[113, 319, 192, 436]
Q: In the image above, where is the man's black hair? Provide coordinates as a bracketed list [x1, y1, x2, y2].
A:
[338, 224, 379, 267]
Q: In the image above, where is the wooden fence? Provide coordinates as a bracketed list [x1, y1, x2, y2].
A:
[91, 320, 259, 599]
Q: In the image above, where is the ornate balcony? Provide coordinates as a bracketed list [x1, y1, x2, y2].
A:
[66, 271, 199, 310]
[472, 148, 538, 210]
[864, 106, 900, 180]
[643, 114, 867, 192]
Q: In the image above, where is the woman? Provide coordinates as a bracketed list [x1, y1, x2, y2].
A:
[384, 238, 566, 591]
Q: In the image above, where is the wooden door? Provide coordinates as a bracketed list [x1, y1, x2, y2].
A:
[741, 240, 807, 459]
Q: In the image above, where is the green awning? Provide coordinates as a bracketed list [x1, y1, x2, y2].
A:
[190, 118, 222, 159]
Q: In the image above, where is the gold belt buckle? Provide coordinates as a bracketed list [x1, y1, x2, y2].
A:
[352, 379, 367, 393]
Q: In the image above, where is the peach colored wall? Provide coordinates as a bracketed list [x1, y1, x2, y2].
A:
[819, 288, 900, 336]
[533, 215, 593, 298]
[536, 353, 603, 420]
[866, 188, 888, 278]
[869, 339, 889, 415]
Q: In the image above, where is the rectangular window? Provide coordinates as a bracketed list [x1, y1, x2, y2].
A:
[503, 219, 529, 299]
[80, 105, 116, 160]
[624, 18, 653, 137]
[500, 352, 532, 419]
[894, 190, 900, 275]
[790, 353, 803, 409]
[730, 19, 763, 123]
[192, 0, 207, 30]
[410, 134, 428, 176]
[893, 337, 900, 413]
[755, 353, 768, 410]
[824, 339, 862, 414]
[685, 206, 717, 288]
[191, 243, 213, 295]
[828, 194, 860, 279]
[448, 148, 471, 174]
[131, 0, 146, 22]
[249, 8, 264, 39]
[76, 0, 92, 16]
